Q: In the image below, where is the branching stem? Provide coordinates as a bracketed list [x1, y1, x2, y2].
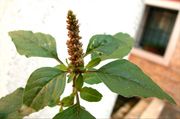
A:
[72, 74, 77, 93]
[56, 57, 64, 65]
[76, 93, 80, 105]
[83, 53, 89, 58]
[72, 74, 81, 105]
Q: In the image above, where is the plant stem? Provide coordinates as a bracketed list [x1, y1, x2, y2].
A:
[76, 93, 80, 105]
[83, 53, 88, 58]
[72, 74, 81, 105]
[56, 57, 64, 65]
[72, 75, 76, 93]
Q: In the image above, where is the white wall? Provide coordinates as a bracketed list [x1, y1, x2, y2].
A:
[0, 0, 144, 118]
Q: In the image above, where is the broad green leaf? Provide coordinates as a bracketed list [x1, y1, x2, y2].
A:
[97, 59, 175, 104]
[92, 33, 134, 60]
[0, 88, 24, 119]
[80, 87, 102, 102]
[61, 94, 74, 107]
[53, 104, 95, 119]
[83, 72, 102, 85]
[75, 74, 84, 91]
[23, 67, 66, 111]
[9, 30, 59, 59]
[86, 58, 101, 69]
[86, 34, 120, 56]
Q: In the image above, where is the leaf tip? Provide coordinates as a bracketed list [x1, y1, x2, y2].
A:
[166, 95, 176, 104]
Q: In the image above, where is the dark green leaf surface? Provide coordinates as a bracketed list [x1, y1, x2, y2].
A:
[86, 58, 101, 69]
[0, 88, 24, 119]
[80, 87, 102, 102]
[61, 94, 74, 107]
[53, 104, 95, 119]
[75, 74, 84, 91]
[23, 67, 66, 111]
[84, 72, 102, 85]
[9, 30, 58, 59]
[97, 59, 175, 104]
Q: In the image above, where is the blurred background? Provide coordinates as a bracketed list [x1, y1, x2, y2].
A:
[0, 0, 179, 118]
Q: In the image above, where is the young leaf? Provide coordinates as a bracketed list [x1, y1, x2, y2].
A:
[85, 33, 134, 61]
[55, 64, 68, 71]
[80, 87, 102, 102]
[23, 67, 66, 111]
[85, 34, 120, 57]
[83, 72, 102, 85]
[0, 88, 24, 119]
[53, 104, 95, 119]
[9, 30, 59, 60]
[86, 58, 101, 69]
[101, 32, 134, 59]
[75, 74, 84, 91]
[67, 73, 75, 83]
[97, 59, 175, 104]
[61, 94, 75, 107]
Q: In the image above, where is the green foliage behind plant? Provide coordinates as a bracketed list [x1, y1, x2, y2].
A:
[0, 10, 175, 119]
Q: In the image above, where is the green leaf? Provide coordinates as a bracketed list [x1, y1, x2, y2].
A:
[0, 88, 24, 119]
[55, 64, 68, 71]
[9, 30, 59, 59]
[23, 67, 66, 111]
[85, 33, 134, 61]
[80, 87, 102, 102]
[67, 73, 75, 83]
[83, 72, 102, 85]
[97, 59, 175, 104]
[75, 74, 84, 91]
[86, 58, 101, 69]
[86, 34, 120, 57]
[53, 104, 95, 119]
[104, 32, 134, 59]
[61, 94, 75, 107]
